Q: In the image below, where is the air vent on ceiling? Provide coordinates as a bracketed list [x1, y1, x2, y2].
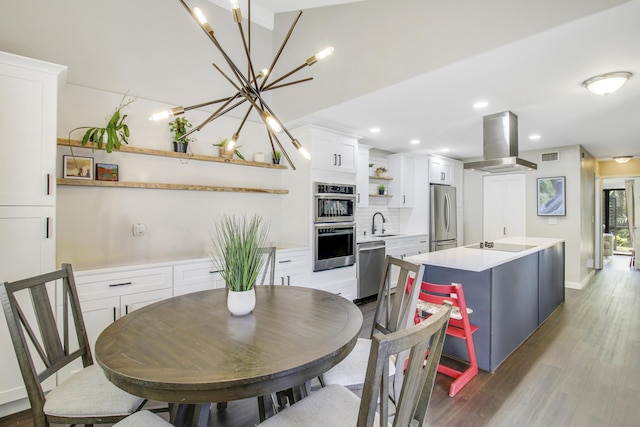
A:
[540, 151, 560, 162]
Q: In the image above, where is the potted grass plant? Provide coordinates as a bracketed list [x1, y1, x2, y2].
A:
[209, 213, 270, 316]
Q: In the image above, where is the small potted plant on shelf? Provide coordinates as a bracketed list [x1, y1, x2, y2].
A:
[168, 117, 194, 153]
[378, 184, 386, 195]
[209, 213, 270, 316]
[67, 93, 135, 153]
[272, 150, 282, 165]
[213, 139, 245, 160]
[375, 166, 387, 177]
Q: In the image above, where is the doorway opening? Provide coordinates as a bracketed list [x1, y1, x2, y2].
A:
[602, 188, 632, 254]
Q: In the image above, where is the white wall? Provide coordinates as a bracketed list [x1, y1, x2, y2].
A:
[463, 144, 596, 288]
[56, 85, 299, 270]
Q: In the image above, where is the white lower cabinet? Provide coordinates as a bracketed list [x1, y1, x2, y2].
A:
[173, 258, 225, 296]
[72, 266, 173, 353]
[274, 248, 311, 287]
[310, 265, 357, 301]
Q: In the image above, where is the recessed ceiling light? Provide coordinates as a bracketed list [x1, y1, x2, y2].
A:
[441, 148, 450, 153]
[410, 139, 420, 145]
[370, 127, 381, 133]
[473, 101, 489, 109]
[529, 134, 541, 141]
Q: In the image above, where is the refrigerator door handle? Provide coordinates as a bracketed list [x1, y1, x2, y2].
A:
[444, 193, 450, 232]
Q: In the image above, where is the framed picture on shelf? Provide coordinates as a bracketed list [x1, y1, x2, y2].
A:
[537, 176, 566, 216]
[63, 155, 94, 180]
[96, 163, 119, 181]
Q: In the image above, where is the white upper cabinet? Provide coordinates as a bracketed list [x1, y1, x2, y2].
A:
[356, 144, 371, 207]
[428, 156, 453, 185]
[388, 153, 414, 208]
[0, 52, 66, 206]
[297, 125, 358, 174]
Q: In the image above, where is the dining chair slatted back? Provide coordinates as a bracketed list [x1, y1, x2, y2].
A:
[1, 263, 145, 427]
[318, 255, 426, 396]
[259, 302, 452, 427]
[370, 255, 426, 338]
[259, 246, 277, 286]
[362, 301, 452, 426]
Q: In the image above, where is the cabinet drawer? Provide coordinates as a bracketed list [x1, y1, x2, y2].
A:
[173, 259, 224, 294]
[275, 248, 311, 268]
[73, 266, 173, 302]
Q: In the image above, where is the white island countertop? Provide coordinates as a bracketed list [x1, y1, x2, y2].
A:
[405, 237, 564, 272]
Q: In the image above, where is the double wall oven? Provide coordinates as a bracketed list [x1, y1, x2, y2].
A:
[313, 182, 356, 272]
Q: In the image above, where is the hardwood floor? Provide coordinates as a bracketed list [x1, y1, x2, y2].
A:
[2, 258, 639, 426]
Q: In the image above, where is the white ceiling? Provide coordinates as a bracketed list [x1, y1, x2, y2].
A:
[218, 0, 640, 162]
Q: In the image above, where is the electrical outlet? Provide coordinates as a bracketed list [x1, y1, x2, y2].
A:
[132, 223, 146, 236]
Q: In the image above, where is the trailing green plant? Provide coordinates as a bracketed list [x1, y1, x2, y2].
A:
[213, 139, 245, 160]
[68, 93, 135, 153]
[168, 117, 194, 144]
[209, 214, 270, 292]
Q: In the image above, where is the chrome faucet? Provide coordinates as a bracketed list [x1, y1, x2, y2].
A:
[372, 212, 386, 235]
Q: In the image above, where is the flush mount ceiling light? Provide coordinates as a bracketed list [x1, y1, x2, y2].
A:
[582, 71, 632, 95]
[613, 156, 633, 164]
[151, 0, 335, 170]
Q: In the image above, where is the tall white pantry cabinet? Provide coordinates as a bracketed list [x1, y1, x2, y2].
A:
[0, 51, 66, 407]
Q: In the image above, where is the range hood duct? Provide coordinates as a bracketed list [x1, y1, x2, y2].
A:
[464, 111, 537, 173]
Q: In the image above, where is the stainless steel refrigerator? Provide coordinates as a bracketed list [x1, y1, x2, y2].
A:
[430, 184, 457, 251]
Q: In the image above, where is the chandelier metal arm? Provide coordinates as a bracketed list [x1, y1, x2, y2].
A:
[263, 78, 314, 92]
[260, 11, 303, 91]
[180, 95, 246, 141]
[263, 63, 308, 91]
[236, 23, 259, 91]
[266, 129, 296, 170]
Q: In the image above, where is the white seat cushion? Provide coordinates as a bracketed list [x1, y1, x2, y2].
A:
[113, 410, 173, 427]
[259, 384, 389, 427]
[321, 338, 396, 390]
[44, 364, 144, 418]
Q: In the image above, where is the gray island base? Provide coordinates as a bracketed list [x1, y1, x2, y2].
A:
[406, 237, 565, 372]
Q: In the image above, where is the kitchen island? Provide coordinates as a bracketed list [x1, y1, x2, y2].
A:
[405, 237, 564, 372]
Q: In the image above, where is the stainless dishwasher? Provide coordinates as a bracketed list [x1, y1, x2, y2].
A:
[356, 240, 386, 300]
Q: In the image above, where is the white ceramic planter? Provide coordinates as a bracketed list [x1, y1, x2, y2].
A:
[227, 288, 256, 316]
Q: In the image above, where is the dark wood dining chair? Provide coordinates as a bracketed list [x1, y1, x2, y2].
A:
[259, 246, 277, 286]
[0, 263, 146, 427]
[259, 301, 453, 426]
[319, 255, 426, 397]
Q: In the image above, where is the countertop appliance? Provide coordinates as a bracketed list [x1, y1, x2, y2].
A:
[356, 239, 385, 300]
[466, 242, 536, 252]
[430, 184, 457, 252]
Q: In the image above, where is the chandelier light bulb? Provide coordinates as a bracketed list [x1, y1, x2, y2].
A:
[230, 0, 242, 23]
[194, 7, 214, 33]
[149, 106, 185, 121]
[262, 112, 282, 133]
[292, 139, 311, 160]
[150, 110, 171, 121]
[227, 133, 239, 152]
[306, 47, 334, 65]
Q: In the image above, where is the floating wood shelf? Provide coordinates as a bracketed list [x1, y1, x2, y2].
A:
[369, 175, 393, 180]
[369, 194, 393, 198]
[57, 179, 288, 194]
[58, 139, 287, 170]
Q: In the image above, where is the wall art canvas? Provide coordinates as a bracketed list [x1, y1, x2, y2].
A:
[537, 176, 566, 216]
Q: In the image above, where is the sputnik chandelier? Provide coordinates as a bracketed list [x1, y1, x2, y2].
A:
[151, 0, 334, 170]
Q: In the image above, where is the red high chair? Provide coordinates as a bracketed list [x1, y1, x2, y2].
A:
[409, 279, 479, 397]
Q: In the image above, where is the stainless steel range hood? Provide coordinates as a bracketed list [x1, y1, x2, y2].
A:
[464, 111, 537, 173]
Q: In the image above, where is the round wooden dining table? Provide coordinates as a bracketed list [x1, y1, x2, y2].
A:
[95, 285, 363, 426]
